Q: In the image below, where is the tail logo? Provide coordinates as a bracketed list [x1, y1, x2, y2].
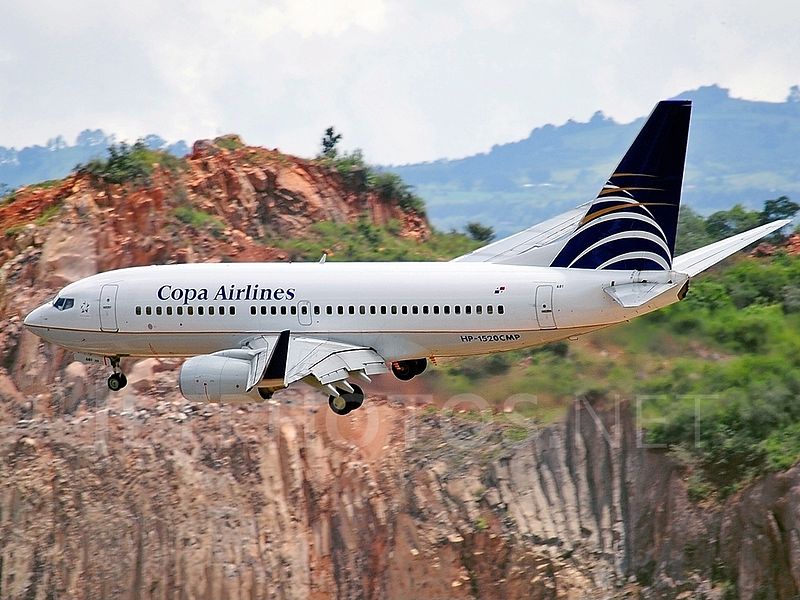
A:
[551, 174, 674, 271]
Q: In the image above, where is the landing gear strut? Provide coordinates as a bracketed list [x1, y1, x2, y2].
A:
[328, 383, 365, 416]
[107, 357, 128, 391]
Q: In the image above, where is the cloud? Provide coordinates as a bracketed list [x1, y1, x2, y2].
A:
[0, 0, 798, 163]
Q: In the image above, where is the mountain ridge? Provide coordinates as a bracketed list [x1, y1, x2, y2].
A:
[389, 84, 800, 235]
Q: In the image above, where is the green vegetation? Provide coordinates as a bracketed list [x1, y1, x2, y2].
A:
[214, 135, 245, 151]
[34, 202, 63, 226]
[676, 196, 798, 254]
[174, 206, 224, 237]
[77, 141, 184, 186]
[465, 221, 495, 242]
[316, 127, 427, 215]
[267, 218, 479, 262]
[29, 179, 63, 190]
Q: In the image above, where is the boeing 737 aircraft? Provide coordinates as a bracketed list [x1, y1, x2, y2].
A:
[24, 101, 789, 414]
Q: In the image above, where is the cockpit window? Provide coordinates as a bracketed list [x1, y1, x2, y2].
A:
[53, 297, 75, 311]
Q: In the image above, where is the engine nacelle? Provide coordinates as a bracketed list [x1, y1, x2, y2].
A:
[179, 355, 261, 403]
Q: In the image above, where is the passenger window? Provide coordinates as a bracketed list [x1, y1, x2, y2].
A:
[326, 306, 333, 315]
[349, 306, 355, 315]
[338, 306, 344, 315]
[218, 306, 224, 315]
[498, 305, 505, 315]
[314, 305, 320, 315]
[487, 305, 493, 314]
[301, 305, 308, 315]
[198, 306, 204, 316]
[433, 306, 440, 315]
[280, 306, 287, 315]
[135, 306, 142, 316]
[250, 306, 256, 315]
[412, 306, 419, 315]
[422, 306, 429, 315]
[261, 306, 267, 315]
[359, 306, 366, 315]
[229, 306, 235, 315]
[290, 306, 297, 316]
[454, 306, 461, 315]
[380, 306, 386, 315]
[155, 306, 162, 316]
[370, 306, 377, 315]
[145, 306, 152, 316]
[177, 306, 183, 316]
[208, 306, 214, 316]
[401, 306, 407, 315]
[476, 305, 482, 315]
[443, 306, 450, 315]
[465, 306, 472, 315]
[270, 306, 277, 315]
[187, 306, 193, 316]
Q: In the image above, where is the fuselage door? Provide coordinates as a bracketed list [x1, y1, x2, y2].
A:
[99, 284, 119, 332]
[535, 285, 556, 329]
[298, 300, 313, 326]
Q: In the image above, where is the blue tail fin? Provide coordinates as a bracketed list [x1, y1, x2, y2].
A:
[550, 100, 691, 270]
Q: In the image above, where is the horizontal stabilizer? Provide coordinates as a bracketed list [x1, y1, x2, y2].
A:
[673, 219, 791, 277]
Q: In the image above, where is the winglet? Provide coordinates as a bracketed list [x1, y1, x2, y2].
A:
[263, 329, 290, 381]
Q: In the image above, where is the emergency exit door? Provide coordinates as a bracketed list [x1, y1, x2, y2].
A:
[535, 285, 556, 329]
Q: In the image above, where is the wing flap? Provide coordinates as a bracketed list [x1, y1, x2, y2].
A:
[285, 337, 388, 386]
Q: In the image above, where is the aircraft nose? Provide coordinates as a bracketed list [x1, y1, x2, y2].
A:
[23, 304, 50, 330]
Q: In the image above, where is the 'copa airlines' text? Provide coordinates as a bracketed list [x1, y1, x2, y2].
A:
[157, 285, 297, 304]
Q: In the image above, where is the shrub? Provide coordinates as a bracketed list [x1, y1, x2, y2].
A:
[78, 140, 183, 185]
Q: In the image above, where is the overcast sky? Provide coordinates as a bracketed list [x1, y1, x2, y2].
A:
[1, 0, 798, 164]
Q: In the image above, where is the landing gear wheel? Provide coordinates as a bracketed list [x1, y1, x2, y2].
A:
[329, 394, 350, 416]
[328, 383, 365, 415]
[107, 372, 127, 391]
[258, 388, 273, 400]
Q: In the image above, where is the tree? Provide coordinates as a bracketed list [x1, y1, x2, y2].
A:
[465, 221, 495, 242]
[705, 204, 761, 240]
[320, 127, 342, 159]
[760, 196, 799, 224]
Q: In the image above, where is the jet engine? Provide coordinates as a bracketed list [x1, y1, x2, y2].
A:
[179, 355, 262, 403]
[391, 358, 427, 381]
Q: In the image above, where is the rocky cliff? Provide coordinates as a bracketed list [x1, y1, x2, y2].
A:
[4, 390, 800, 599]
[0, 139, 798, 599]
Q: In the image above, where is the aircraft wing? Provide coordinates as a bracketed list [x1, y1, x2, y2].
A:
[284, 337, 389, 389]
[451, 205, 587, 265]
[234, 332, 388, 392]
[672, 219, 791, 277]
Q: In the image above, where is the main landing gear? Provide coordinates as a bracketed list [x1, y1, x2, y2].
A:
[328, 383, 365, 416]
[107, 357, 128, 391]
[391, 358, 427, 381]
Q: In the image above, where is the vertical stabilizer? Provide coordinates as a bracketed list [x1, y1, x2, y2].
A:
[550, 100, 691, 270]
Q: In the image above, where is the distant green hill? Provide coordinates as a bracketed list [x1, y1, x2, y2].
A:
[390, 85, 800, 235]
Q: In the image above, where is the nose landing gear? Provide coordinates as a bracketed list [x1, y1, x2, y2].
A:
[107, 357, 128, 391]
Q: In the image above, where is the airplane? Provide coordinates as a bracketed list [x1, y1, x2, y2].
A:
[24, 100, 791, 415]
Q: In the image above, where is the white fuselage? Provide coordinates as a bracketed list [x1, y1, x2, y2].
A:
[24, 261, 682, 362]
